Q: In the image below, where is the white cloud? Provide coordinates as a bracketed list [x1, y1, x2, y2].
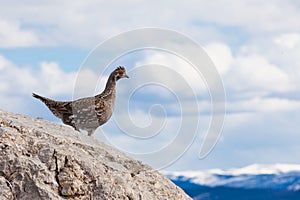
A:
[274, 33, 300, 49]
[235, 33, 300, 93]
[134, 51, 208, 97]
[100, 112, 183, 154]
[134, 42, 294, 99]
[0, 54, 107, 115]
[192, 0, 300, 34]
[76, 69, 107, 98]
[0, 59, 76, 97]
[227, 54, 292, 94]
[0, 54, 12, 70]
[37, 62, 76, 96]
[1, 1, 300, 48]
[0, 20, 40, 48]
[204, 43, 233, 75]
[0, 55, 37, 94]
[224, 112, 255, 130]
[0, 54, 106, 98]
[228, 97, 300, 113]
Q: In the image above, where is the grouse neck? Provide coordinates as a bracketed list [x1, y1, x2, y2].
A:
[102, 73, 117, 97]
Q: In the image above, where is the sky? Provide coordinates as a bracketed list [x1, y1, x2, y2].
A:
[1, 0, 300, 171]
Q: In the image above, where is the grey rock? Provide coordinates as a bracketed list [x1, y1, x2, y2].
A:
[0, 110, 191, 200]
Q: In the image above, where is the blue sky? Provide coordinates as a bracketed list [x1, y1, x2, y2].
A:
[1, 0, 300, 171]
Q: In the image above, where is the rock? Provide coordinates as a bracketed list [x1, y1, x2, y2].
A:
[0, 110, 191, 200]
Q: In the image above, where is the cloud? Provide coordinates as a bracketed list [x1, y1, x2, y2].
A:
[134, 51, 208, 98]
[1, 1, 300, 48]
[231, 33, 300, 93]
[0, 55, 12, 70]
[204, 43, 233, 75]
[0, 20, 40, 48]
[0, 56, 75, 97]
[195, 1, 300, 33]
[0, 54, 106, 116]
[129, 40, 298, 119]
[0, 55, 37, 94]
[36, 62, 75, 96]
[227, 54, 292, 95]
[274, 33, 300, 49]
[0, 53, 108, 97]
[135, 42, 293, 98]
[102, 113, 182, 154]
[228, 97, 300, 113]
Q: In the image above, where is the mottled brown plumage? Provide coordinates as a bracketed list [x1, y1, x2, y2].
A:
[33, 66, 129, 136]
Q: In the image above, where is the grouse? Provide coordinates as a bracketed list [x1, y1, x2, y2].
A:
[32, 66, 129, 136]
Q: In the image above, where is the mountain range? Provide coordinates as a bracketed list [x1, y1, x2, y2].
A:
[163, 164, 300, 200]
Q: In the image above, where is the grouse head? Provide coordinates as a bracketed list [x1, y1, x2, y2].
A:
[112, 66, 129, 81]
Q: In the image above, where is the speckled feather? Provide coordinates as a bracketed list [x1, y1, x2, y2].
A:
[32, 66, 129, 136]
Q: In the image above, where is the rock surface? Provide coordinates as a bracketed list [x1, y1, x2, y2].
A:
[0, 110, 191, 200]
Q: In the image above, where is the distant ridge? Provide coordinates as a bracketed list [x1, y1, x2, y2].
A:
[163, 164, 300, 200]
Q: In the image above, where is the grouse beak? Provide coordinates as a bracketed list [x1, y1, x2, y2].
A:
[124, 74, 129, 78]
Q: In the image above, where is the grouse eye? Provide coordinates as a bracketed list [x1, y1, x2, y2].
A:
[115, 74, 121, 80]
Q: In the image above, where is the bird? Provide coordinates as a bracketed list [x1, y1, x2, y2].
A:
[32, 66, 129, 136]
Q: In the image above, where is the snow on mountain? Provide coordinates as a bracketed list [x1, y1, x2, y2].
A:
[163, 163, 300, 190]
[222, 163, 300, 175]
